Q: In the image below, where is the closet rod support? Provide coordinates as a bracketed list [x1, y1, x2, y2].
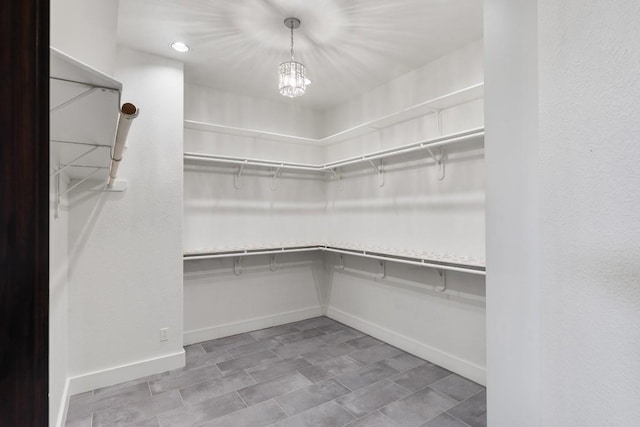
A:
[234, 164, 245, 189]
[368, 159, 384, 187]
[426, 147, 445, 181]
[436, 269, 446, 292]
[233, 257, 243, 275]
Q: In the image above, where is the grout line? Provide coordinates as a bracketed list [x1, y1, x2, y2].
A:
[271, 398, 292, 418]
[234, 390, 250, 408]
[445, 412, 474, 427]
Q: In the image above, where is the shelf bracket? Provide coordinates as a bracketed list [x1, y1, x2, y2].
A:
[234, 164, 245, 189]
[60, 167, 102, 197]
[368, 159, 384, 187]
[336, 254, 344, 270]
[50, 145, 100, 178]
[233, 257, 243, 276]
[50, 86, 100, 113]
[426, 147, 445, 181]
[270, 255, 278, 271]
[435, 110, 443, 136]
[377, 260, 386, 279]
[270, 167, 281, 191]
[436, 269, 447, 292]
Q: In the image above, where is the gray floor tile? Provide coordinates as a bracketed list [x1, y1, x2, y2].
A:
[336, 361, 399, 391]
[226, 339, 281, 358]
[237, 372, 312, 406]
[345, 411, 398, 427]
[92, 390, 183, 427]
[246, 356, 311, 383]
[301, 342, 356, 364]
[274, 328, 326, 344]
[199, 399, 287, 427]
[430, 375, 484, 402]
[318, 329, 365, 346]
[346, 336, 384, 350]
[349, 344, 404, 365]
[381, 388, 458, 426]
[446, 390, 486, 427]
[274, 337, 328, 359]
[65, 416, 92, 427]
[382, 353, 426, 372]
[250, 324, 301, 341]
[179, 371, 255, 405]
[126, 417, 160, 427]
[421, 413, 470, 427]
[276, 379, 351, 416]
[216, 350, 280, 375]
[292, 317, 341, 331]
[201, 333, 258, 353]
[299, 355, 363, 383]
[149, 363, 222, 394]
[67, 382, 151, 421]
[337, 379, 410, 418]
[179, 348, 232, 372]
[157, 391, 245, 427]
[316, 322, 353, 334]
[392, 363, 452, 392]
[274, 401, 355, 427]
[185, 344, 206, 359]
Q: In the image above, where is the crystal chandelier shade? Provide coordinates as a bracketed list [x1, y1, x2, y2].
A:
[279, 18, 309, 98]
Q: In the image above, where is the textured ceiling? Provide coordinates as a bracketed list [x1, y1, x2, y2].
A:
[117, 0, 483, 110]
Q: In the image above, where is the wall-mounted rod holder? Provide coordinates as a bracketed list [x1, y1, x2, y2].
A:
[336, 254, 344, 270]
[426, 147, 445, 181]
[271, 167, 282, 191]
[234, 164, 245, 189]
[436, 269, 447, 292]
[378, 260, 386, 279]
[270, 255, 278, 271]
[368, 159, 384, 187]
[233, 257, 243, 276]
[108, 103, 139, 188]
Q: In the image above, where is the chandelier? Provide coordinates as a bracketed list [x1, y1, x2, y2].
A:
[279, 17, 310, 98]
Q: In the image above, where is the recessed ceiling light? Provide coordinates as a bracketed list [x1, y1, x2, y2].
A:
[169, 41, 190, 53]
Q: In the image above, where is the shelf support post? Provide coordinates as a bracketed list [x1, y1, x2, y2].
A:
[426, 147, 445, 181]
[233, 257, 243, 276]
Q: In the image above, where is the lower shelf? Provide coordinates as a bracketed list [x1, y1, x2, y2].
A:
[183, 243, 485, 275]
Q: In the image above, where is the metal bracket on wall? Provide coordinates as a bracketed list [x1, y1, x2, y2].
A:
[377, 260, 386, 279]
[436, 268, 446, 292]
[336, 254, 344, 270]
[270, 255, 278, 271]
[234, 164, 245, 189]
[233, 257, 243, 276]
[426, 147, 445, 181]
[270, 167, 281, 191]
[368, 159, 384, 187]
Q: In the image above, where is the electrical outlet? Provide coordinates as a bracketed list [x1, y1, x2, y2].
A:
[160, 328, 169, 342]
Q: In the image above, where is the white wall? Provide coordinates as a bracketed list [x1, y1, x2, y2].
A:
[322, 40, 483, 137]
[486, 0, 640, 425]
[537, 1, 640, 425]
[323, 41, 486, 384]
[50, 0, 119, 75]
[484, 0, 541, 425]
[50, 157, 69, 427]
[66, 47, 185, 393]
[183, 85, 327, 341]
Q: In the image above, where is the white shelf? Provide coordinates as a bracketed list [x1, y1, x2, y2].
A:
[50, 48, 122, 182]
[184, 127, 484, 174]
[184, 82, 484, 146]
[183, 243, 485, 276]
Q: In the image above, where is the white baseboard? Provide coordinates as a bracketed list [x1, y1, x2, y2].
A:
[326, 307, 487, 386]
[54, 377, 71, 427]
[67, 349, 185, 396]
[183, 306, 323, 345]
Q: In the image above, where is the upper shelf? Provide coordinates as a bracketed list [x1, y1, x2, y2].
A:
[184, 82, 484, 146]
[50, 48, 122, 182]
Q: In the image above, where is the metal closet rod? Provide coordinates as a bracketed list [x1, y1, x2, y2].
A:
[183, 128, 484, 173]
[182, 245, 485, 276]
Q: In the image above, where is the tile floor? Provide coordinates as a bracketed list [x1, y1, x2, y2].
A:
[66, 317, 486, 427]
